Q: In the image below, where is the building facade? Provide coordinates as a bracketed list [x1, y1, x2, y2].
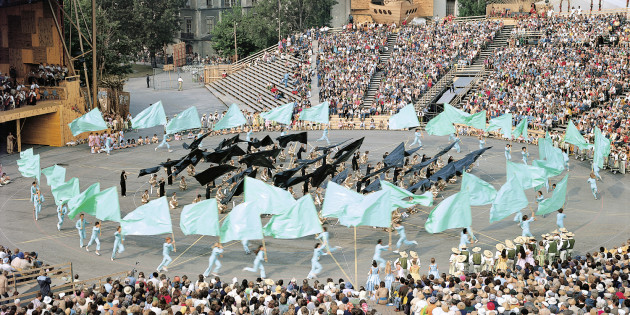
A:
[177, 0, 254, 61]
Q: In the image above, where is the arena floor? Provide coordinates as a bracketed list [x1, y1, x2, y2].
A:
[0, 75, 628, 286]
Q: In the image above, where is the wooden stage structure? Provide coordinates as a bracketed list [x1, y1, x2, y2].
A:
[0, 0, 88, 150]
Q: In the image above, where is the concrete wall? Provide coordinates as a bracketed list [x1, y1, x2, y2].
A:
[331, 0, 351, 27]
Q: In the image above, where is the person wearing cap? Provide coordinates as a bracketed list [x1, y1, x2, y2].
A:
[111, 226, 124, 261]
[393, 223, 418, 253]
[505, 240, 516, 267]
[470, 247, 484, 273]
[157, 237, 175, 272]
[482, 250, 494, 272]
[74, 214, 89, 248]
[243, 245, 266, 278]
[307, 243, 326, 279]
[545, 235, 558, 263]
[373, 239, 389, 269]
[203, 243, 223, 277]
[556, 208, 566, 229]
[56, 201, 68, 231]
[459, 245, 470, 271]
[85, 221, 102, 256]
[449, 248, 460, 275]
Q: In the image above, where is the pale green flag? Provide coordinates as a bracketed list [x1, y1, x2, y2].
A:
[506, 160, 547, 189]
[298, 102, 329, 124]
[536, 174, 568, 215]
[17, 154, 40, 182]
[443, 104, 470, 124]
[213, 103, 247, 130]
[425, 112, 456, 136]
[20, 148, 33, 158]
[41, 165, 66, 188]
[244, 177, 296, 215]
[219, 202, 263, 242]
[121, 197, 171, 236]
[68, 108, 108, 136]
[380, 181, 433, 209]
[180, 199, 220, 236]
[132, 100, 167, 129]
[339, 190, 393, 228]
[389, 104, 420, 130]
[91, 187, 122, 222]
[512, 118, 528, 140]
[67, 183, 100, 219]
[465, 110, 487, 130]
[563, 120, 590, 150]
[51, 177, 80, 205]
[425, 190, 472, 234]
[166, 106, 202, 134]
[261, 102, 294, 125]
[321, 182, 363, 218]
[593, 127, 611, 169]
[489, 177, 529, 223]
[263, 195, 323, 239]
[460, 172, 497, 206]
[538, 136, 552, 161]
[485, 113, 512, 139]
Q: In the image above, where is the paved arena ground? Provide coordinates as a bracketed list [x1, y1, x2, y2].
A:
[0, 74, 627, 285]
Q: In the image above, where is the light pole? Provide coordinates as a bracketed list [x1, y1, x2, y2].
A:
[233, 22, 238, 62]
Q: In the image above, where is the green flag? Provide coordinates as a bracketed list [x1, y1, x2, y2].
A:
[51, 177, 80, 205]
[465, 110, 487, 130]
[20, 148, 33, 158]
[261, 102, 294, 125]
[68, 108, 108, 136]
[92, 187, 122, 222]
[425, 190, 472, 234]
[443, 104, 470, 124]
[41, 165, 66, 188]
[244, 177, 296, 215]
[321, 182, 363, 218]
[536, 174, 568, 215]
[263, 195, 323, 239]
[121, 197, 172, 236]
[425, 112, 456, 136]
[219, 202, 263, 242]
[132, 100, 167, 129]
[563, 120, 590, 150]
[298, 102, 329, 124]
[213, 103, 247, 130]
[512, 118, 528, 140]
[389, 104, 420, 130]
[17, 154, 40, 182]
[67, 183, 100, 219]
[489, 177, 529, 223]
[460, 172, 497, 206]
[593, 127, 611, 169]
[380, 181, 433, 209]
[506, 160, 547, 189]
[338, 190, 392, 227]
[166, 106, 202, 134]
[538, 136, 552, 161]
[180, 199, 220, 236]
[485, 113, 512, 139]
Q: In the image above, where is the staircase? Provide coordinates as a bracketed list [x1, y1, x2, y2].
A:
[206, 52, 303, 112]
[362, 32, 398, 107]
[473, 24, 514, 66]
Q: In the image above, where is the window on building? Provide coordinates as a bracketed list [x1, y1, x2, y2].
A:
[185, 18, 192, 34]
[207, 0, 213, 7]
[207, 17, 215, 33]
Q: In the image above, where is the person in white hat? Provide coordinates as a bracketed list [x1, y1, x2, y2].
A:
[482, 250, 494, 271]
[393, 222, 418, 253]
[307, 243, 326, 279]
[470, 247, 484, 273]
[449, 248, 460, 275]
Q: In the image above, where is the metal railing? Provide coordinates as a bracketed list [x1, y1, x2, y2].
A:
[414, 65, 457, 111]
[450, 66, 486, 106]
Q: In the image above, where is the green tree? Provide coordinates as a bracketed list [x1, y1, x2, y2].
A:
[211, 6, 261, 59]
[458, 0, 487, 17]
[132, 0, 186, 67]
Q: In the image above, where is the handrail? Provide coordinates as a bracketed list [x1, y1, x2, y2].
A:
[8, 262, 73, 291]
[414, 65, 457, 111]
[450, 66, 486, 106]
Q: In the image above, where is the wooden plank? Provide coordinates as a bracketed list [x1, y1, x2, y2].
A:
[0, 101, 61, 123]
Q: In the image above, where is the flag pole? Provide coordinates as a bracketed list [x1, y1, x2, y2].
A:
[262, 238, 268, 262]
[171, 232, 177, 252]
[288, 142, 299, 168]
[354, 227, 358, 286]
